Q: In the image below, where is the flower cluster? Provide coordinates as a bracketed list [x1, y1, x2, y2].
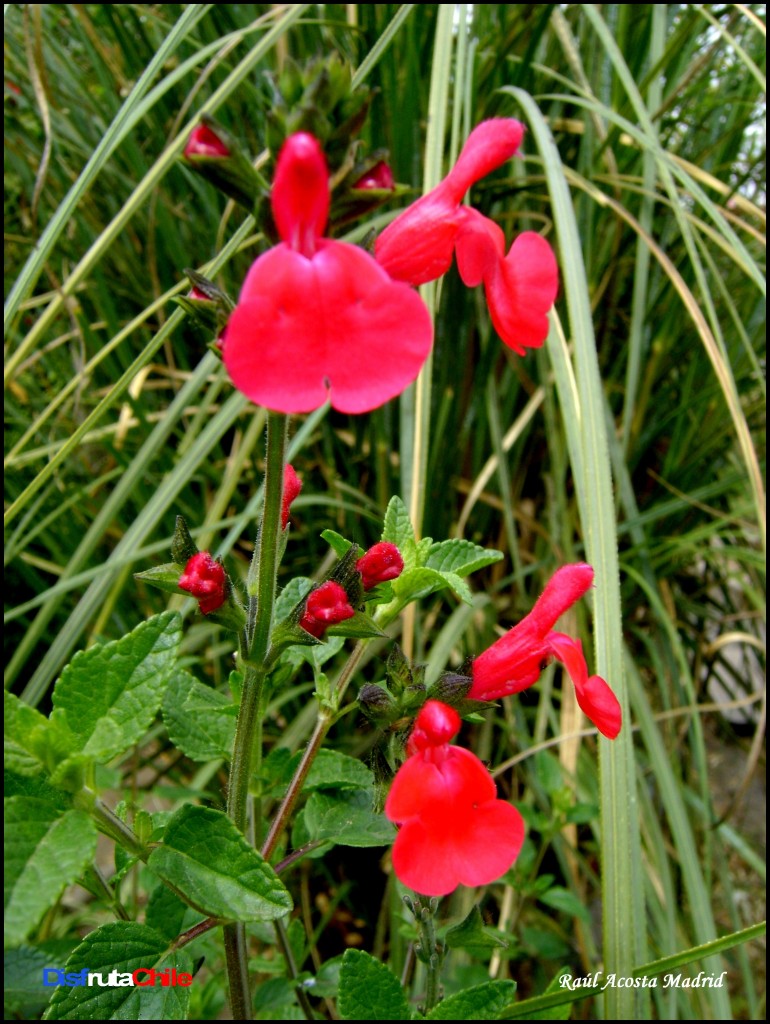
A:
[470, 564, 621, 739]
[386, 701, 525, 897]
[375, 119, 558, 355]
[222, 133, 433, 414]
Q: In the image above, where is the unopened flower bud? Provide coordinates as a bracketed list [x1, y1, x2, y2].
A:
[352, 160, 395, 192]
[407, 700, 461, 755]
[358, 683, 399, 726]
[178, 552, 227, 614]
[184, 124, 230, 159]
[299, 580, 355, 638]
[429, 672, 473, 707]
[356, 542, 404, 590]
[281, 464, 302, 529]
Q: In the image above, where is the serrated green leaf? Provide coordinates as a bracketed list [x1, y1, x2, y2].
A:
[4, 945, 53, 1018]
[381, 496, 415, 551]
[391, 567, 451, 603]
[42, 922, 192, 1020]
[445, 905, 509, 952]
[147, 805, 292, 922]
[441, 571, 473, 606]
[426, 980, 518, 1019]
[303, 750, 375, 792]
[162, 670, 235, 762]
[3, 769, 70, 808]
[304, 789, 396, 848]
[426, 539, 504, 577]
[338, 949, 412, 1021]
[539, 886, 592, 923]
[275, 577, 315, 620]
[51, 613, 182, 763]
[321, 529, 355, 558]
[4, 798, 98, 947]
[133, 563, 187, 596]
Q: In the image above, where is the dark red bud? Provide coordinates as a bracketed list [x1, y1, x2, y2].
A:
[281, 464, 302, 529]
[353, 160, 395, 191]
[184, 124, 230, 159]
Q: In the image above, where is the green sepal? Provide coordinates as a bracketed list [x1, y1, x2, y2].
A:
[171, 515, 198, 564]
[134, 562, 187, 596]
[183, 114, 268, 211]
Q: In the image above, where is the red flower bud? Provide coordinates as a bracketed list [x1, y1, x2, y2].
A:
[188, 286, 211, 301]
[299, 581, 355, 638]
[281, 464, 302, 529]
[178, 552, 227, 614]
[356, 542, 404, 590]
[406, 700, 461, 755]
[184, 124, 231, 159]
[353, 160, 395, 191]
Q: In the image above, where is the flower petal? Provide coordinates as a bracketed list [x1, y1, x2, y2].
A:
[444, 119, 525, 199]
[484, 233, 559, 355]
[224, 241, 433, 414]
[527, 564, 594, 634]
[547, 632, 622, 739]
[455, 208, 505, 287]
[385, 746, 495, 823]
[374, 184, 460, 285]
[271, 133, 329, 256]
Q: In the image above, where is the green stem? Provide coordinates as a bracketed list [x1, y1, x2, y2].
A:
[274, 917, 315, 1021]
[87, 794, 147, 858]
[224, 411, 288, 1020]
[261, 640, 366, 862]
[409, 897, 444, 1013]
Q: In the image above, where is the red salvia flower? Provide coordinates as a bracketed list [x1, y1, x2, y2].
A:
[385, 700, 525, 897]
[356, 542, 404, 590]
[375, 119, 558, 354]
[223, 133, 433, 414]
[178, 552, 227, 615]
[184, 124, 230, 158]
[299, 580, 355, 638]
[281, 464, 302, 529]
[469, 564, 622, 739]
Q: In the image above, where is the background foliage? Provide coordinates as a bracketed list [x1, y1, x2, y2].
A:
[4, 4, 766, 1020]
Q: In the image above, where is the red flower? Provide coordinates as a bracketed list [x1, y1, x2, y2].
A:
[385, 701, 525, 897]
[223, 133, 433, 414]
[469, 565, 622, 739]
[184, 124, 230, 158]
[375, 119, 558, 354]
[281, 464, 302, 529]
[299, 580, 355, 638]
[178, 552, 227, 614]
[356, 542, 404, 590]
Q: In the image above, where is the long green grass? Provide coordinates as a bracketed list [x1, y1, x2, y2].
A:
[4, 4, 765, 1020]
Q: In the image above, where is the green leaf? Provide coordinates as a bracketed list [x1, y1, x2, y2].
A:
[4, 798, 98, 947]
[539, 886, 592, 924]
[321, 529, 355, 558]
[4, 945, 53, 1019]
[326, 611, 387, 639]
[147, 805, 292, 922]
[425, 539, 504, 577]
[3, 769, 69, 808]
[4, 691, 56, 777]
[381, 496, 415, 551]
[338, 949, 412, 1021]
[391, 567, 473, 607]
[133, 563, 187, 596]
[511, 969, 573, 1020]
[303, 789, 396, 848]
[42, 922, 192, 1020]
[162, 670, 236, 762]
[445, 905, 509, 953]
[425, 980, 518, 1019]
[51, 613, 182, 763]
[145, 885, 205, 944]
[303, 750, 375, 792]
